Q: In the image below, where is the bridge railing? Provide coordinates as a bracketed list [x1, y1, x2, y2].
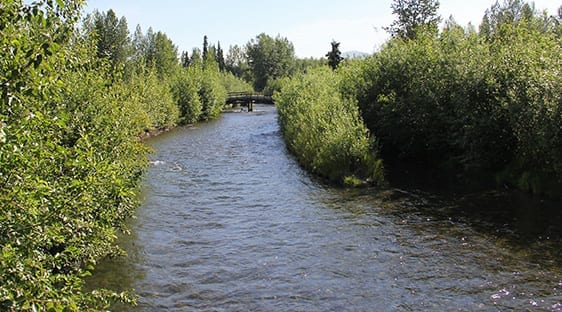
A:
[226, 92, 274, 103]
[227, 91, 271, 97]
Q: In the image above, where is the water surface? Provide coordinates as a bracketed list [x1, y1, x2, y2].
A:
[90, 105, 562, 311]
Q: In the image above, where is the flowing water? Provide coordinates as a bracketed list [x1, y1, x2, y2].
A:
[89, 105, 562, 311]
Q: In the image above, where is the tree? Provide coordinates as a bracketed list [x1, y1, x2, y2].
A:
[131, 24, 147, 63]
[326, 40, 343, 70]
[191, 47, 203, 66]
[181, 51, 190, 68]
[202, 35, 209, 62]
[145, 31, 178, 78]
[89, 9, 131, 69]
[480, 0, 537, 39]
[216, 41, 226, 71]
[385, 0, 442, 40]
[246, 33, 296, 91]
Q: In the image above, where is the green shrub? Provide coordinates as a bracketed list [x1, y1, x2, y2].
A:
[199, 67, 227, 120]
[173, 66, 204, 124]
[220, 71, 253, 94]
[352, 15, 561, 196]
[127, 68, 179, 131]
[0, 1, 148, 309]
[275, 67, 384, 185]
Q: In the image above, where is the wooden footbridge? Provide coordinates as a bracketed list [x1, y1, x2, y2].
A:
[226, 92, 274, 112]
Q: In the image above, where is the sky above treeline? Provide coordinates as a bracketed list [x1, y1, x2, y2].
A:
[84, 0, 560, 58]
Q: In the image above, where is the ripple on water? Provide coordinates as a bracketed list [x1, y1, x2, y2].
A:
[88, 106, 562, 311]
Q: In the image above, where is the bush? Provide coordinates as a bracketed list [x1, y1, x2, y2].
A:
[199, 67, 227, 120]
[352, 16, 561, 196]
[172, 66, 203, 124]
[220, 71, 253, 94]
[0, 1, 147, 309]
[275, 67, 384, 185]
[127, 68, 179, 131]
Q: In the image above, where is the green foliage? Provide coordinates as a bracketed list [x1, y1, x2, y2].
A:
[172, 66, 203, 124]
[125, 67, 179, 131]
[246, 33, 296, 91]
[0, 1, 173, 310]
[220, 71, 253, 94]
[326, 40, 343, 70]
[275, 67, 384, 185]
[172, 64, 235, 124]
[385, 0, 442, 40]
[199, 67, 227, 120]
[85, 9, 131, 71]
[130, 26, 178, 79]
[225, 44, 252, 81]
[353, 2, 561, 196]
[294, 57, 328, 74]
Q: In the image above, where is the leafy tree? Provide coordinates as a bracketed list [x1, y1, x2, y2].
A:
[480, 0, 536, 39]
[349, 0, 561, 196]
[87, 9, 131, 70]
[191, 47, 203, 66]
[146, 31, 178, 78]
[326, 40, 344, 70]
[172, 66, 203, 124]
[246, 33, 296, 91]
[225, 44, 251, 80]
[131, 24, 148, 65]
[385, 0, 442, 39]
[0, 1, 150, 309]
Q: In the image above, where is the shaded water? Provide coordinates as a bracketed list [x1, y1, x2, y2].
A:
[89, 105, 562, 311]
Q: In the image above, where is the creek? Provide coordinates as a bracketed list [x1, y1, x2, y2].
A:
[89, 105, 561, 311]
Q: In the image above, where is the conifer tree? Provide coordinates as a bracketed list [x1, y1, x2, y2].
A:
[217, 41, 226, 71]
[202, 35, 209, 62]
[181, 51, 190, 68]
[326, 40, 343, 70]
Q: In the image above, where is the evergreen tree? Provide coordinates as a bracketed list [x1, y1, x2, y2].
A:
[181, 51, 190, 68]
[202, 35, 209, 62]
[326, 40, 343, 70]
[385, 0, 442, 39]
[216, 41, 226, 71]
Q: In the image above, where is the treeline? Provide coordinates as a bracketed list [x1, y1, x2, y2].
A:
[276, 0, 561, 197]
[86, 10, 252, 126]
[0, 1, 250, 311]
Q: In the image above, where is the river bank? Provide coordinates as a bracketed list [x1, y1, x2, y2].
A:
[88, 105, 561, 311]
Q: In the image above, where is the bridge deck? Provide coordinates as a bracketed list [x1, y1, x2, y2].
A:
[226, 92, 274, 105]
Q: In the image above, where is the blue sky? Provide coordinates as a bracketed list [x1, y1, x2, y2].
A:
[84, 0, 560, 58]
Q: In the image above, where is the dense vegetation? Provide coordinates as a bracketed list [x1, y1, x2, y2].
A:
[0, 1, 249, 310]
[275, 0, 561, 197]
[350, 1, 561, 196]
[1, 0, 560, 309]
[275, 67, 384, 186]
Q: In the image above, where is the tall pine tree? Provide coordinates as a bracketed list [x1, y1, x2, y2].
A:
[202, 35, 209, 62]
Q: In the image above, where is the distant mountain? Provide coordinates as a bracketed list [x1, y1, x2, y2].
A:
[342, 51, 369, 59]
